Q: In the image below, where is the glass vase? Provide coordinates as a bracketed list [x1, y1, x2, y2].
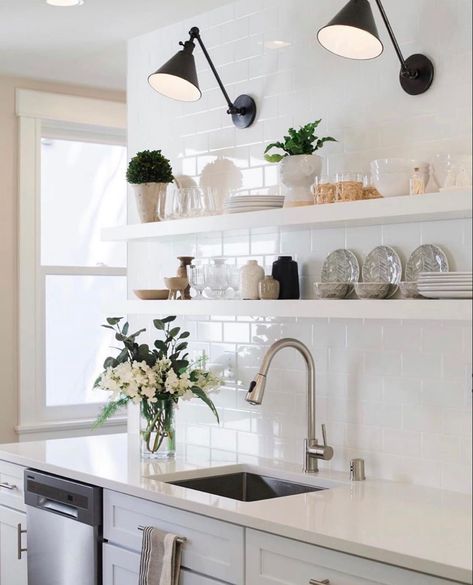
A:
[140, 399, 176, 459]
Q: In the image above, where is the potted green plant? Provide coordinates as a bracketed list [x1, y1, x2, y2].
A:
[94, 316, 220, 459]
[264, 120, 336, 207]
[127, 149, 174, 223]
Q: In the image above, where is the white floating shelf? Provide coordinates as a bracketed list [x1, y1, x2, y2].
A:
[123, 299, 472, 321]
[103, 191, 472, 242]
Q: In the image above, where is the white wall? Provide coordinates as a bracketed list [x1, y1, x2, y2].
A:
[127, 0, 472, 492]
[0, 76, 125, 444]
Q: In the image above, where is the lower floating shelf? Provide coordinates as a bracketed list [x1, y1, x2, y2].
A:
[124, 299, 472, 321]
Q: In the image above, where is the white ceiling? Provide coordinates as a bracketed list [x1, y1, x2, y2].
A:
[0, 0, 231, 91]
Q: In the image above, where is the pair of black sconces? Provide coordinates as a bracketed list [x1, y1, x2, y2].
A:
[148, 0, 435, 129]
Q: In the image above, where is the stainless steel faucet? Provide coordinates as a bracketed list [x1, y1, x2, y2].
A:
[245, 338, 334, 473]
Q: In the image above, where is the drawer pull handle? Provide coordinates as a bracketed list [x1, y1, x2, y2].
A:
[310, 580, 330, 585]
[17, 523, 27, 560]
[0, 482, 18, 491]
[138, 525, 187, 544]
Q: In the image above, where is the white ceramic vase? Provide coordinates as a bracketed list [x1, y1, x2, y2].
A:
[279, 154, 322, 207]
[240, 260, 265, 300]
[132, 182, 168, 223]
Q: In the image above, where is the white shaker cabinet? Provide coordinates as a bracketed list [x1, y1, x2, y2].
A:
[0, 506, 27, 585]
[0, 461, 27, 585]
[103, 543, 224, 585]
[246, 530, 459, 585]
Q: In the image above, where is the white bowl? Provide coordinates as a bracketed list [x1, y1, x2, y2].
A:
[370, 158, 430, 177]
[372, 172, 410, 197]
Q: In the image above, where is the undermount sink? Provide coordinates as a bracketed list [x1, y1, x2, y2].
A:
[168, 472, 326, 502]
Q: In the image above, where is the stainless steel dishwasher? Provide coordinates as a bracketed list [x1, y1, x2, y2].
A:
[24, 469, 102, 585]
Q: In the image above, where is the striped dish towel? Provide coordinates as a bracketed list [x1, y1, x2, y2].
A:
[139, 527, 183, 585]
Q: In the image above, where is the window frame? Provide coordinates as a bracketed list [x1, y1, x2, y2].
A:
[17, 89, 128, 435]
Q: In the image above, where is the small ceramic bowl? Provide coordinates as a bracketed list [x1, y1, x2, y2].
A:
[399, 281, 422, 299]
[314, 282, 350, 300]
[134, 289, 169, 301]
[355, 283, 391, 299]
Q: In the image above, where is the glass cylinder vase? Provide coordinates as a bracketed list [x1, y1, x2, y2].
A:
[140, 399, 176, 459]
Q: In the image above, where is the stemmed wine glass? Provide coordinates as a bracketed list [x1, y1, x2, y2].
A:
[189, 264, 206, 299]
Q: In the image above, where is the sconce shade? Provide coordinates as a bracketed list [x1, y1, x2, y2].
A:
[317, 0, 383, 60]
[148, 41, 202, 102]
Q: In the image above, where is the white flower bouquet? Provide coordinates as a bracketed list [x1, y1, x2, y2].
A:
[94, 316, 220, 458]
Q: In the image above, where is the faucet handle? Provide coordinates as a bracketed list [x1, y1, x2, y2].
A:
[321, 424, 328, 447]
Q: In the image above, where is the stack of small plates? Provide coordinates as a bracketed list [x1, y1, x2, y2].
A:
[224, 195, 285, 214]
[417, 272, 473, 299]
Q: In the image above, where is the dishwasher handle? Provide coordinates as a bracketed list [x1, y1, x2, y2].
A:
[39, 498, 79, 519]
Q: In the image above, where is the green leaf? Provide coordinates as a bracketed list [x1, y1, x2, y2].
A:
[101, 325, 115, 330]
[122, 322, 129, 336]
[169, 327, 180, 338]
[128, 328, 147, 340]
[174, 342, 188, 353]
[103, 357, 116, 369]
[264, 153, 285, 163]
[93, 398, 128, 429]
[264, 141, 285, 154]
[173, 359, 189, 374]
[153, 319, 165, 330]
[178, 331, 191, 339]
[191, 387, 220, 423]
[161, 316, 177, 324]
[106, 317, 122, 326]
[154, 340, 168, 354]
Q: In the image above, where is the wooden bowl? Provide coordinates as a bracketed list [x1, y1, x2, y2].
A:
[164, 277, 188, 290]
[134, 289, 169, 301]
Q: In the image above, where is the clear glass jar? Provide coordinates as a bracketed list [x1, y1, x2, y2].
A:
[362, 175, 383, 200]
[140, 399, 176, 459]
[313, 175, 336, 204]
[410, 167, 426, 195]
[335, 172, 364, 202]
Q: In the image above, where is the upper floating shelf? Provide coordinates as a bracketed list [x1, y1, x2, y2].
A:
[124, 299, 472, 321]
[102, 191, 472, 242]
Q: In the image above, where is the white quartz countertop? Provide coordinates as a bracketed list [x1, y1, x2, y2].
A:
[0, 434, 471, 584]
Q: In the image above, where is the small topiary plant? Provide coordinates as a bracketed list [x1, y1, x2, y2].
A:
[264, 120, 336, 163]
[126, 150, 174, 184]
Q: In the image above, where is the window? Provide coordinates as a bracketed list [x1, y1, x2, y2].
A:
[41, 135, 127, 411]
[17, 90, 128, 434]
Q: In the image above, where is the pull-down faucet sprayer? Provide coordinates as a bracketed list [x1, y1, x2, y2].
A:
[246, 338, 334, 473]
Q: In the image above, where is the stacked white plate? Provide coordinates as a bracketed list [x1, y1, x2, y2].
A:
[417, 272, 473, 299]
[224, 195, 285, 214]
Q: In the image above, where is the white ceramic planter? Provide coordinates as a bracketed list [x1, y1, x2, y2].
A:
[132, 182, 168, 223]
[279, 154, 322, 207]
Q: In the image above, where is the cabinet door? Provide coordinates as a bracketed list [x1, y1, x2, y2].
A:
[246, 530, 458, 585]
[103, 543, 223, 585]
[0, 507, 27, 585]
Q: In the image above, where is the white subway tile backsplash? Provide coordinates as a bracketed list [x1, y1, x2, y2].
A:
[129, 0, 472, 492]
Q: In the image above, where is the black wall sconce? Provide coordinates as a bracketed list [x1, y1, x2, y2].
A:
[148, 27, 257, 129]
[317, 0, 434, 95]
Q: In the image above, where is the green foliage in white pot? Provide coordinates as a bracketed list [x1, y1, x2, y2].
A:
[126, 149, 174, 184]
[264, 120, 337, 163]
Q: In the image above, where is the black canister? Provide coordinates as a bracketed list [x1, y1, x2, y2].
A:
[272, 256, 300, 299]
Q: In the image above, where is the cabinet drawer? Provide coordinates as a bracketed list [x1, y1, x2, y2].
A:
[103, 543, 226, 585]
[246, 530, 458, 585]
[0, 461, 25, 512]
[104, 490, 244, 584]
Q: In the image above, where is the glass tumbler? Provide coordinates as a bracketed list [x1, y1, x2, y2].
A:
[205, 259, 230, 298]
[335, 172, 364, 202]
